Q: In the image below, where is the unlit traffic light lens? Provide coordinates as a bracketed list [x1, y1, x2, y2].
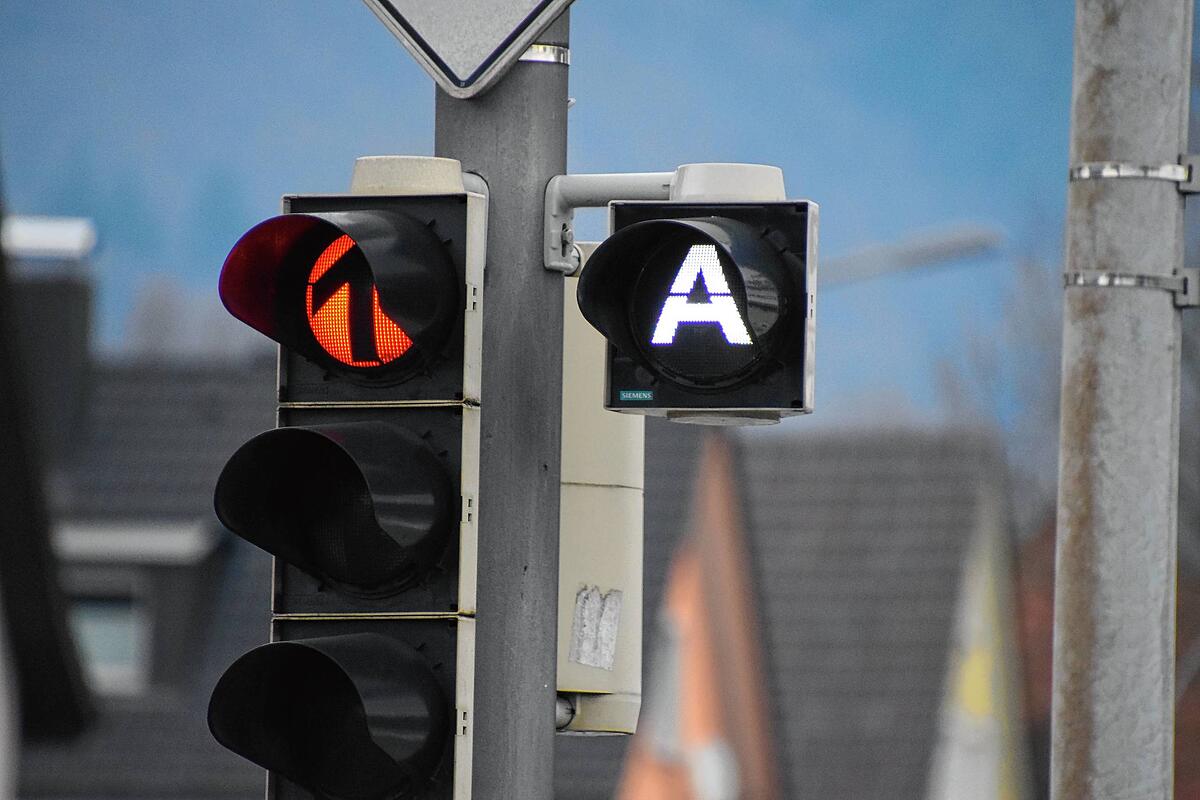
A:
[214, 422, 454, 597]
[208, 634, 449, 800]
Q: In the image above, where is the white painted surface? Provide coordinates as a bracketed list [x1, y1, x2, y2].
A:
[1, 215, 96, 260]
[361, 0, 573, 98]
[350, 156, 466, 196]
[670, 163, 786, 202]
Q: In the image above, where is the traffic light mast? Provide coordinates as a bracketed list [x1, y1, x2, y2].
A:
[432, 12, 570, 798]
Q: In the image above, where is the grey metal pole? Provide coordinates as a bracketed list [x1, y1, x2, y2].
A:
[1052, 2, 1192, 799]
[433, 12, 569, 800]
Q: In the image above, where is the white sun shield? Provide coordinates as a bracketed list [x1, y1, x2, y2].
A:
[362, 0, 574, 99]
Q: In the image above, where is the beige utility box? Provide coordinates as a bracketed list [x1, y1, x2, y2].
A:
[556, 268, 644, 735]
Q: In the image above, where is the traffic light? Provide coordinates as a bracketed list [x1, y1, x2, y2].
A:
[576, 200, 817, 424]
[207, 162, 484, 800]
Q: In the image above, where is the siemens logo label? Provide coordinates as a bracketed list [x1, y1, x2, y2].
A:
[618, 390, 654, 402]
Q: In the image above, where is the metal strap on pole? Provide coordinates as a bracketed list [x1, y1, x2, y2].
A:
[1069, 155, 1200, 193]
[1063, 268, 1200, 307]
[520, 44, 571, 65]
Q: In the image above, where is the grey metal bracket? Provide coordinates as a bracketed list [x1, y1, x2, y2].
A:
[1068, 155, 1200, 194]
[461, 170, 489, 199]
[544, 172, 674, 274]
[519, 44, 570, 65]
[1063, 268, 1200, 308]
[1180, 154, 1200, 194]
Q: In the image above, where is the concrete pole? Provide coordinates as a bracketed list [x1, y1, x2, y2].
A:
[1052, 2, 1192, 798]
[433, 12, 569, 800]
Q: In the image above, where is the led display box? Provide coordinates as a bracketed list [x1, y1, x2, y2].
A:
[577, 200, 817, 425]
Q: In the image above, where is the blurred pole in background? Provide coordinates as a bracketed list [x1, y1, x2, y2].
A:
[1052, 2, 1192, 799]
[820, 223, 1004, 288]
[0, 151, 94, 779]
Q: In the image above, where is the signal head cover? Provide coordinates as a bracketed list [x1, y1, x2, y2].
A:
[219, 209, 459, 379]
[208, 633, 449, 800]
[576, 201, 816, 421]
[213, 422, 455, 598]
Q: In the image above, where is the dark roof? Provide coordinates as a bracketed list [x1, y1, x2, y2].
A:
[21, 357, 277, 798]
[740, 428, 999, 799]
[554, 424, 1004, 799]
[51, 357, 277, 522]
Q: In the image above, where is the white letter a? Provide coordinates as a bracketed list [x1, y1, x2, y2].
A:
[651, 245, 752, 345]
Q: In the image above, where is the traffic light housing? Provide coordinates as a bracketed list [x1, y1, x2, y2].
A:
[219, 194, 481, 403]
[207, 168, 484, 800]
[577, 201, 817, 423]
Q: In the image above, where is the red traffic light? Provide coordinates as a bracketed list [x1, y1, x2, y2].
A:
[219, 209, 459, 378]
[306, 233, 413, 367]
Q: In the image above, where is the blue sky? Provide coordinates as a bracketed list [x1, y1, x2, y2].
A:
[0, 0, 1075, 422]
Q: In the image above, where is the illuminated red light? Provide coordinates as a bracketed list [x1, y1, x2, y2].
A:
[305, 235, 413, 367]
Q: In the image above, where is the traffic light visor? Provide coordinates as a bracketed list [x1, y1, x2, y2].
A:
[578, 217, 794, 389]
[219, 210, 459, 377]
[208, 634, 449, 799]
[214, 422, 454, 597]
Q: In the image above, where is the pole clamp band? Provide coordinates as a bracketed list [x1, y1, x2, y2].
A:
[520, 44, 570, 65]
[1069, 155, 1200, 194]
[1063, 268, 1200, 308]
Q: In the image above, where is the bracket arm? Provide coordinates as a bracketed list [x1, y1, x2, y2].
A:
[544, 172, 674, 274]
[1063, 267, 1200, 308]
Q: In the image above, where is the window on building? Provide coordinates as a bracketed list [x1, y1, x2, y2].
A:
[68, 595, 150, 695]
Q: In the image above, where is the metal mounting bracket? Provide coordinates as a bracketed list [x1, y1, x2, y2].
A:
[1181, 154, 1200, 194]
[543, 163, 790, 274]
[1068, 154, 1200, 194]
[1063, 268, 1200, 308]
[543, 172, 674, 274]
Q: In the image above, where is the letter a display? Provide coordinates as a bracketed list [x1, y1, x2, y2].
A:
[575, 199, 816, 422]
[650, 245, 752, 346]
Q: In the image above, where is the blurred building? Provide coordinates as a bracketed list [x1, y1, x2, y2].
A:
[1, 216, 98, 799]
[2, 217, 96, 469]
[557, 425, 1032, 800]
[615, 435, 782, 799]
[2, 220, 276, 799]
